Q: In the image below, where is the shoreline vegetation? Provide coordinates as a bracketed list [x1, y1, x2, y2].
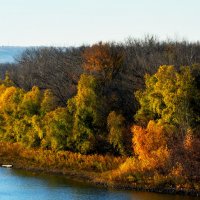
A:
[0, 38, 200, 197]
[0, 142, 199, 197]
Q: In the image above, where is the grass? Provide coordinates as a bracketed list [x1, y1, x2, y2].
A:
[0, 141, 125, 173]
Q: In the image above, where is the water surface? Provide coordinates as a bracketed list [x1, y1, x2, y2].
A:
[0, 168, 198, 200]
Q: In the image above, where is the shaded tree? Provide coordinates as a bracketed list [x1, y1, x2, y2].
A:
[107, 111, 127, 155]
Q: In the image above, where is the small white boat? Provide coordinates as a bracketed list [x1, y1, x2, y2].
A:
[1, 164, 13, 168]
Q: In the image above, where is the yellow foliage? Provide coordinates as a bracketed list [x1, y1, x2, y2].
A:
[31, 115, 43, 139]
[22, 86, 41, 105]
[41, 89, 56, 113]
[132, 120, 170, 169]
[0, 86, 17, 112]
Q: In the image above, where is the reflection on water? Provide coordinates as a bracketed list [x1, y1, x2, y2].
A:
[0, 168, 198, 200]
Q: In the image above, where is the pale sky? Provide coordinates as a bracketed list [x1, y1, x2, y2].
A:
[0, 0, 199, 46]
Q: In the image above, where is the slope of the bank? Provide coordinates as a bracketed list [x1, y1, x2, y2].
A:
[0, 142, 199, 197]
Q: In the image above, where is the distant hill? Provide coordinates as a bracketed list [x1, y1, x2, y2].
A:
[0, 47, 26, 63]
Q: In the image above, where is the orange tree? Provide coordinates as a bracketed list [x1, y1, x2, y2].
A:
[132, 65, 200, 170]
[83, 42, 124, 81]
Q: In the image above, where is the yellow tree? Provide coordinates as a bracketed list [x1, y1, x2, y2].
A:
[0, 86, 25, 141]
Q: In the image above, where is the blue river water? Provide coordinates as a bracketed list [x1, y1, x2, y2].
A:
[0, 168, 198, 200]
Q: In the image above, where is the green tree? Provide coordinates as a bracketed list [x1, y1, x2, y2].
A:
[42, 107, 73, 150]
[67, 74, 103, 154]
[40, 89, 57, 115]
[107, 111, 127, 155]
[135, 65, 200, 133]
[21, 86, 42, 116]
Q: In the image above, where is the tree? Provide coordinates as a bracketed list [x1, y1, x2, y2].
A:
[0, 85, 25, 141]
[132, 120, 172, 169]
[107, 111, 127, 155]
[10, 47, 84, 105]
[135, 65, 200, 133]
[42, 107, 73, 150]
[67, 74, 104, 154]
[83, 42, 124, 81]
[0, 80, 60, 147]
[20, 86, 43, 117]
[40, 89, 57, 115]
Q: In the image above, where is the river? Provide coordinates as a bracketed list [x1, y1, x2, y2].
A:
[0, 168, 198, 200]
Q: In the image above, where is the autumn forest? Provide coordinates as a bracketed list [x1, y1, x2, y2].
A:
[0, 37, 200, 194]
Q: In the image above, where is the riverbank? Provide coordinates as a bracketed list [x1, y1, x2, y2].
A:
[0, 142, 199, 197]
